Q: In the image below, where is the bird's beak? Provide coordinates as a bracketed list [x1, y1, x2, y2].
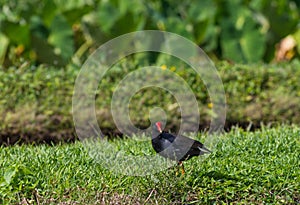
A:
[155, 122, 163, 133]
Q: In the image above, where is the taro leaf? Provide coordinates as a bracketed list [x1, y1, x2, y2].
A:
[48, 14, 74, 62]
[164, 17, 194, 41]
[31, 33, 65, 66]
[112, 0, 146, 35]
[30, 15, 49, 40]
[221, 37, 245, 62]
[263, 1, 299, 39]
[0, 21, 30, 46]
[81, 12, 108, 45]
[97, 1, 122, 34]
[220, 17, 244, 62]
[201, 25, 218, 52]
[0, 33, 9, 64]
[192, 20, 208, 44]
[240, 30, 265, 62]
[187, 0, 217, 50]
[222, 28, 266, 63]
[30, 15, 65, 65]
[53, 0, 91, 11]
[220, 6, 266, 63]
[110, 11, 145, 37]
[97, 0, 145, 36]
[63, 5, 94, 25]
[31, 16, 64, 66]
[40, 0, 58, 27]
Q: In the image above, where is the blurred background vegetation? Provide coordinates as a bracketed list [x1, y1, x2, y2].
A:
[0, 0, 299, 66]
[0, 0, 300, 144]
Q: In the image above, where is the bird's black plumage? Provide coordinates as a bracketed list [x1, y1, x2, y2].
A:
[152, 122, 211, 162]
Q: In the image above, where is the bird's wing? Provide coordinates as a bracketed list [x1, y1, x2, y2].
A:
[160, 132, 176, 143]
[177, 134, 211, 154]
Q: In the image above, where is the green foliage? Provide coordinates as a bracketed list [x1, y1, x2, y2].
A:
[0, 0, 92, 66]
[0, 0, 299, 66]
[220, 60, 300, 125]
[0, 126, 299, 203]
[1, 61, 300, 143]
[219, 1, 267, 62]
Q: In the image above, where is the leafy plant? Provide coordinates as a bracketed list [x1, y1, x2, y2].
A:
[218, 1, 267, 62]
[1, 60, 300, 143]
[0, 0, 94, 66]
[0, 0, 299, 66]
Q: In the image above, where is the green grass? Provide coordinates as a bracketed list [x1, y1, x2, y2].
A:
[1, 126, 299, 204]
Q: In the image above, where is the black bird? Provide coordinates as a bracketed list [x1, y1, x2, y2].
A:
[152, 122, 211, 174]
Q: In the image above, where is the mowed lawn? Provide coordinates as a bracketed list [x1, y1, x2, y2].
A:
[1, 126, 299, 204]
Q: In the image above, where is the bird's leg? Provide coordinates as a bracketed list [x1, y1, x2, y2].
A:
[178, 161, 185, 175]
